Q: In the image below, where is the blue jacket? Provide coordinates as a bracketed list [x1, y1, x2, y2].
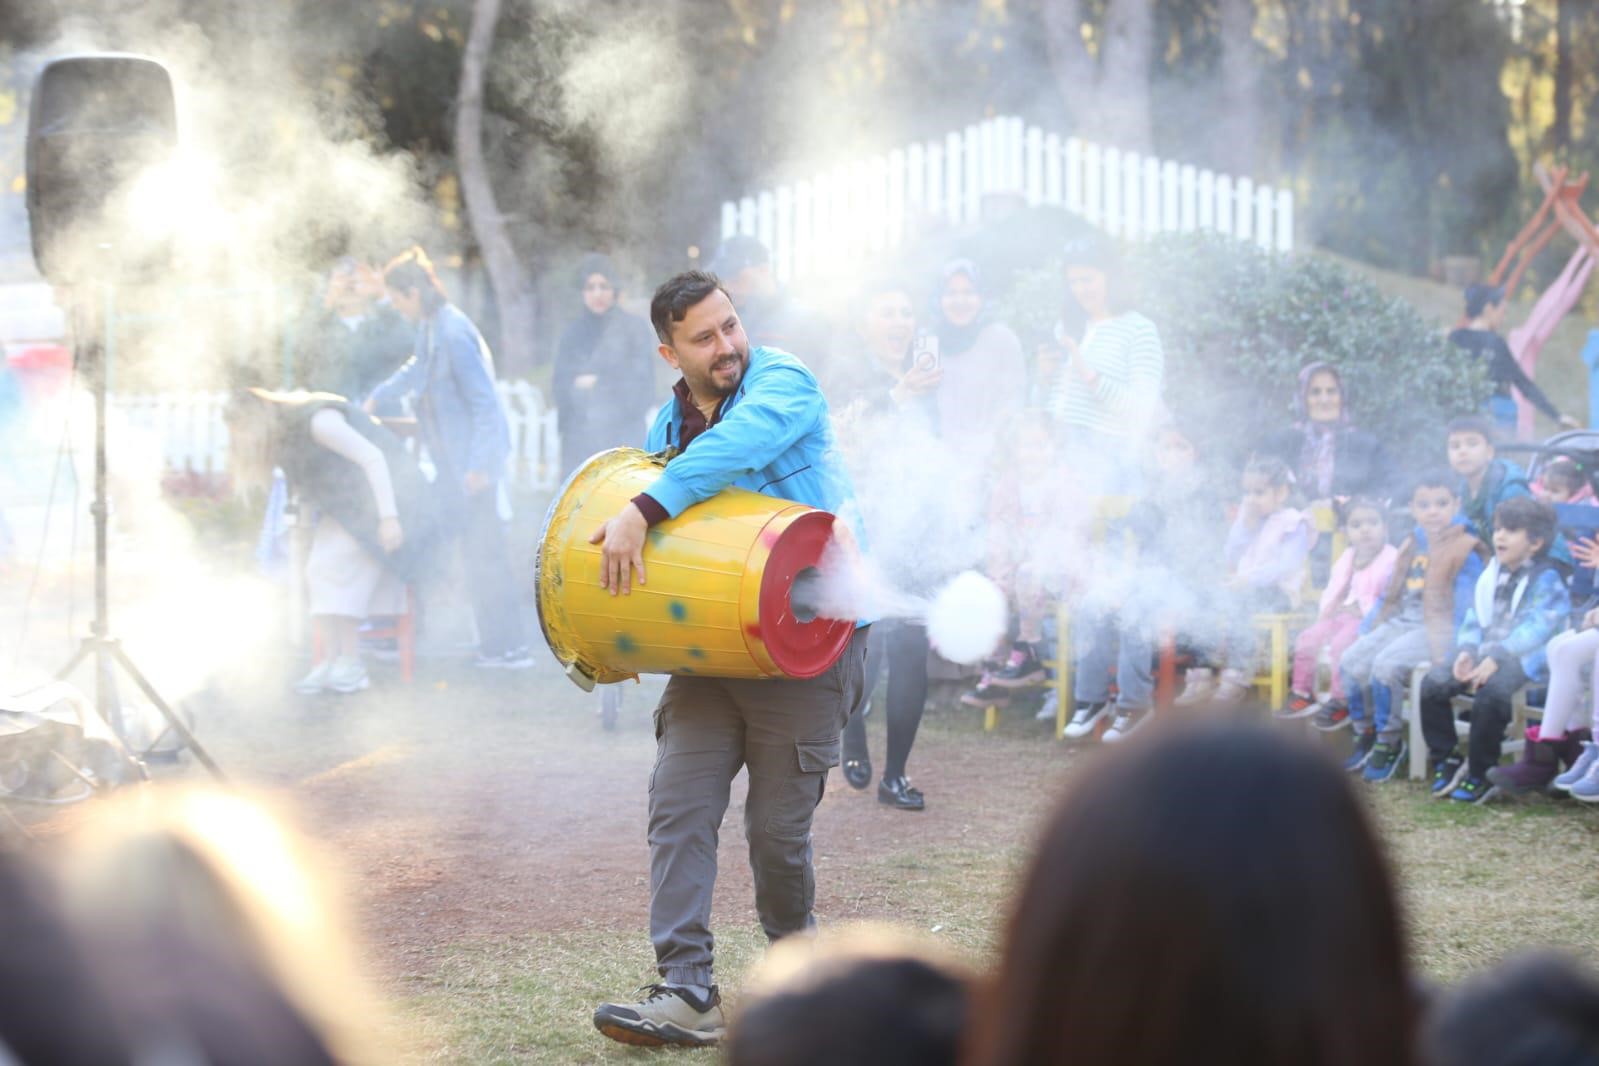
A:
[368, 303, 511, 488]
[1457, 557, 1571, 682]
[643, 346, 860, 526]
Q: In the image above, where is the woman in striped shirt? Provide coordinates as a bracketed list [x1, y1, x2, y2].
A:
[1048, 238, 1165, 488]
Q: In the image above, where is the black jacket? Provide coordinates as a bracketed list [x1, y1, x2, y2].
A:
[1257, 424, 1394, 501]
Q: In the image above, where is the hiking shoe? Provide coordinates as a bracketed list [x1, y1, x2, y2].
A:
[1570, 759, 1599, 802]
[324, 657, 370, 694]
[593, 984, 725, 1047]
[1062, 701, 1109, 739]
[1342, 730, 1377, 773]
[959, 677, 1009, 708]
[1429, 753, 1466, 797]
[475, 647, 535, 670]
[1361, 736, 1407, 782]
[1275, 691, 1321, 720]
[293, 659, 334, 695]
[1102, 707, 1149, 744]
[1449, 775, 1499, 805]
[1034, 689, 1060, 722]
[1554, 741, 1599, 793]
[1311, 699, 1351, 732]
[990, 643, 1047, 687]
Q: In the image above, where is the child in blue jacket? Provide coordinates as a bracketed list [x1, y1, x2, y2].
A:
[1419, 495, 1571, 804]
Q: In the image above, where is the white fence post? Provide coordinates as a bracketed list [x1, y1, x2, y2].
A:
[1103, 146, 1122, 236]
[1083, 141, 1102, 226]
[1025, 126, 1044, 206]
[1064, 137, 1084, 215]
[1044, 132, 1062, 205]
[1275, 188, 1295, 252]
[1235, 177, 1254, 243]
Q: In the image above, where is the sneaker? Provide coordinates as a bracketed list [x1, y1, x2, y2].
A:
[1342, 730, 1377, 773]
[1275, 691, 1321, 720]
[593, 984, 725, 1047]
[1553, 741, 1599, 792]
[990, 643, 1047, 687]
[1429, 753, 1466, 797]
[1361, 736, 1407, 782]
[324, 656, 370, 694]
[1173, 668, 1216, 707]
[475, 647, 536, 670]
[959, 676, 1010, 708]
[1449, 774, 1499, 805]
[1213, 668, 1252, 702]
[1062, 701, 1109, 739]
[1034, 689, 1060, 722]
[293, 659, 334, 695]
[1311, 699, 1351, 732]
[1570, 759, 1599, 802]
[1102, 707, 1149, 744]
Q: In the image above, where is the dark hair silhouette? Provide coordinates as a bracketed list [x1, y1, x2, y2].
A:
[1464, 282, 1506, 319]
[1422, 953, 1599, 1066]
[1446, 413, 1497, 445]
[970, 722, 1413, 1066]
[1411, 469, 1462, 499]
[382, 245, 447, 313]
[726, 945, 969, 1066]
[1493, 494, 1557, 555]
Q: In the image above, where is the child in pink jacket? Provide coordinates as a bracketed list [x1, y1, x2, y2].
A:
[1281, 498, 1398, 718]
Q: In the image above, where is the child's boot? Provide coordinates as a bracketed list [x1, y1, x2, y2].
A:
[1486, 724, 1563, 795]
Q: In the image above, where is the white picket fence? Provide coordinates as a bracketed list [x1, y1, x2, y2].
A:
[107, 380, 564, 491]
[720, 114, 1295, 284]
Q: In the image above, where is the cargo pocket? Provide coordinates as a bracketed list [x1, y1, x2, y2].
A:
[796, 738, 839, 773]
[761, 739, 837, 839]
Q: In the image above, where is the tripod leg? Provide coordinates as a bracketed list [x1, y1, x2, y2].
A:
[54, 640, 92, 681]
[109, 645, 227, 782]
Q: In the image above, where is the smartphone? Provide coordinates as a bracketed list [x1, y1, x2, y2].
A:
[913, 332, 940, 373]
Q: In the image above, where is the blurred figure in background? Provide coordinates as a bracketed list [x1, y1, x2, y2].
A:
[711, 236, 824, 359]
[60, 788, 383, 1065]
[1448, 283, 1579, 438]
[368, 246, 531, 669]
[296, 257, 413, 409]
[228, 387, 440, 695]
[970, 722, 1414, 1066]
[1421, 953, 1599, 1066]
[930, 257, 1026, 459]
[824, 275, 943, 811]
[724, 925, 970, 1066]
[553, 253, 658, 478]
[1049, 237, 1164, 491]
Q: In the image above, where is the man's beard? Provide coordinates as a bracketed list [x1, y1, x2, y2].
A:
[700, 346, 748, 398]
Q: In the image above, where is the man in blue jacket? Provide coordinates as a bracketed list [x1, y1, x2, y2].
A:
[589, 271, 870, 1048]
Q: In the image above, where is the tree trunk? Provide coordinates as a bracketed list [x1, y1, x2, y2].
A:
[457, 0, 537, 375]
[1095, 0, 1154, 152]
[1554, 0, 1574, 153]
[1040, 0, 1092, 134]
[1215, 0, 1260, 174]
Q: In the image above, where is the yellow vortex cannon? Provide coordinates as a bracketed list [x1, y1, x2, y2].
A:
[535, 448, 855, 690]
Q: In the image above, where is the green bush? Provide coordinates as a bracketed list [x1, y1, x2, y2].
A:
[1002, 233, 1491, 469]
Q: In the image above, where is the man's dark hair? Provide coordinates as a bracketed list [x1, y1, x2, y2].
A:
[726, 953, 969, 1066]
[382, 245, 447, 313]
[650, 270, 730, 345]
[970, 722, 1412, 1066]
[1410, 469, 1461, 499]
[1494, 495, 1557, 555]
[1446, 413, 1497, 446]
[1423, 953, 1599, 1066]
[1464, 282, 1507, 319]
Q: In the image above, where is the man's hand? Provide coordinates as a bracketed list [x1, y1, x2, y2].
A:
[1560, 413, 1583, 431]
[1468, 656, 1500, 690]
[1452, 651, 1476, 684]
[890, 363, 943, 405]
[378, 516, 405, 553]
[590, 502, 648, 595]
[464, 471, 490, 495]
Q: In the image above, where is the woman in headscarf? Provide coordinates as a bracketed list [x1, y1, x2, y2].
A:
[1258, 362, 1392, 508]
[931, 258, 1028, 450]
[553, 254, 658, 478]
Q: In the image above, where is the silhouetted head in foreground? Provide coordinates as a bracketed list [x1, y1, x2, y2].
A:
[725, 925, 971, 1066]
[971, 721, 1412, 1066]
[1422, 952, 1599, 1066]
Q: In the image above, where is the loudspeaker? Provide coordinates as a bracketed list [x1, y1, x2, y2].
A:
[26, 53, 177, 283]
